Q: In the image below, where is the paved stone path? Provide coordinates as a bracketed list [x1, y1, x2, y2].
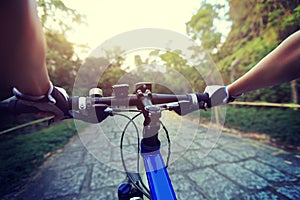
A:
[11, 112, 300, 200]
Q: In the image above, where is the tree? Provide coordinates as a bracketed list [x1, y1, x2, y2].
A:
[37, 0, 83, 34]
[216, 0, 300, 103]
[45, 31, 81, 92]
[37, 0, 84, 92]
[75, 49, 127, 96]
[186, 2, 224, 53]
[160, 50, 206, 92]
[129, 50, 206, 94]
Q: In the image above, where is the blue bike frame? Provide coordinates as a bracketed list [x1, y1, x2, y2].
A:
[125, 82, 179, 199]
[142, 149, 177, 200]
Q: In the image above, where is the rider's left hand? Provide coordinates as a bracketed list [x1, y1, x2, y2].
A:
[13, 82, 71, 119]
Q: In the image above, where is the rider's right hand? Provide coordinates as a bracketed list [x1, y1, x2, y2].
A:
[204, 85, 243, 107]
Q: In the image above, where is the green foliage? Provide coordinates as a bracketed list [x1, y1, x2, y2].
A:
[98, 47, 127, 95]
[208, 1, 300, 146]
[186, 2, 224, 52]
[213, 0, 300, 102]
[241, 83, 295, 103]
[98, 64, 127, 96]
[281, 5, 300, 37]
[219, 0, 299, 70]
[0, 120, 77, 196]
[36, 0, 85, 93]
[226, 106, 300, 146]
[159, 50, 205, 92]
[197, 106, 300, 147]
[75, 53, 126, 96]
[37, 0, 84, 33]
[127, 49, 206, 94]
[45, 31, 81, 92]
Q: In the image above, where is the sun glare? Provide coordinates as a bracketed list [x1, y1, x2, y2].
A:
[62, 0, 230, 59]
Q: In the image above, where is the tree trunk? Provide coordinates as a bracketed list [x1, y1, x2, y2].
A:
[291, 80, 298, 104]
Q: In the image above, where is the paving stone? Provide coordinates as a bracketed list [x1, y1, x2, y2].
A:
[276, 185, 300, 200]
[215, 133, 246, 146]
[257, 155, 300, 178]
[49, 150, 85, 169]
[241, 191, 281, 200]
[239, 159, 297, 182]
[166, 140, 196, 164]
[84, 151, 101, 164]
[278, 154, 300, 168]
[183, 150, 218, 168]
[111, 146, 139, 162]
[197, 139, 220, 151]
[222, 143, 258, 159]
[170, 174, 208, 200]
[188, 168, 244, 199]
[188, 139, 207, 151]
[167, 156, 194, 172]
[43, 166, 88, 199]
[208, 148, 241, 163]
[10, 112, 300, 200]
[215, 163, 270, 190]
[70, 188, 116, 200]
[90, 163, 125, 190]
[63, 135, 86, 153]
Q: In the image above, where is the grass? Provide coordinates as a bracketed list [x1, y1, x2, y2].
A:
[0, 120, 80, 197]
[196, 105, 300, 148]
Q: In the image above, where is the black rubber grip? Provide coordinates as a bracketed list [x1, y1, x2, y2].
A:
[0, 99, 40, 114]
[196, 93, 210, 108]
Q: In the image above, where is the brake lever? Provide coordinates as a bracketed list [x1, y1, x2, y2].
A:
[164, 101, 198, 116]
[70, 104, 113, 123]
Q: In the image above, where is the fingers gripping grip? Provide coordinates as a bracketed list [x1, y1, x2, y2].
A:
[195, 93, 210, 108]
[1, 98, 40, 114]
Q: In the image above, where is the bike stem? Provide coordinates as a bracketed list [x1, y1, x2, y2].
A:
[137, 88, 177, 200]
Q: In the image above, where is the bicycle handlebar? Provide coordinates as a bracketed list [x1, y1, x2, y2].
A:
[0, 84, 211, 200]
[0, 84, 210, 119]
[71, 93, 209, 109]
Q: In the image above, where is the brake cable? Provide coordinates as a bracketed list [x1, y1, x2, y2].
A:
[115, 112, 151, 199]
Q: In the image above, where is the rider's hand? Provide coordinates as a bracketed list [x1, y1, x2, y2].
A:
[13, 82, 70, 119]
[204, 85, 242, 107]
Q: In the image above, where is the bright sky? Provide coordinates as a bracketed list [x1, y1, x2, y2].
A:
[62, 0, 230, 59]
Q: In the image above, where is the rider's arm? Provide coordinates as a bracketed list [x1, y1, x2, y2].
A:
[0, 1, 70, 118]
[227, 30, 300, 97]
[0, 0, 50, 96]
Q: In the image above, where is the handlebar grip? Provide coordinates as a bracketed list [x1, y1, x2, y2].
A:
[0, 98, 40, 114]
[195, 93, 210, 108]
[68, 97, 77, 110]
